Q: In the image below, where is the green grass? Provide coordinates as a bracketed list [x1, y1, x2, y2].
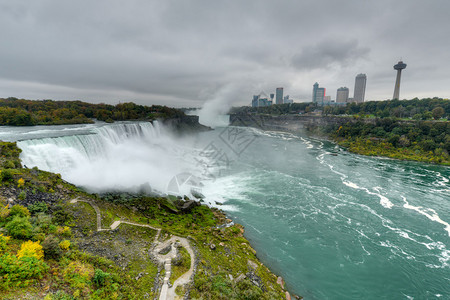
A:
[170, 245, 191, 285]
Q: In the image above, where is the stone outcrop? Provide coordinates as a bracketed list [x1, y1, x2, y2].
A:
[160, 115, 211, 134]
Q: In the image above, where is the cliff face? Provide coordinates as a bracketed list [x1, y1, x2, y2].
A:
[160, 115, 211, 134]
[229, 114, 368, 133]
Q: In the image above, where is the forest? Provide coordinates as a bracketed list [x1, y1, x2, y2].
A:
[323, 97, 449, 120]
[231, 97, 450, 121]
[0, 97, 185, 126]
[308, 118, 450, 165]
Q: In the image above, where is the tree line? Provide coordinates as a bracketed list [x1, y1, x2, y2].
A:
[310, 117, 450, 165]
[0, 97, 185, 126]
[230, 97, 449, 120]
[324, 98, 449, 120]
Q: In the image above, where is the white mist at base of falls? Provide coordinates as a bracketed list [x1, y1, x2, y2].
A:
[17, 121, 212, 195]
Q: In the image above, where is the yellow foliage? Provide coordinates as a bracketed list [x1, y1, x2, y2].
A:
[63, 260, 94, 289]
[59, 240, 71, 250]
[0, 205, 10, 220]
[57, 226, 72, 237]
[0, 233, 10, 252]
[17, 178, 25, 188]
[17, 240, 44, 260]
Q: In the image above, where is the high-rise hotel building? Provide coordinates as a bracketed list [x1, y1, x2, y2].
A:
[353, 74, 367, 103]
[276, 87, 284, 105]
[336, 87, 349, 103]
[312, 82, 326, 105]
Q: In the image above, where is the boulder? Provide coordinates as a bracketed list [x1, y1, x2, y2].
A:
[180, 200, 200, 212]
[247, 259, 258, 271]
[235, 273, 246, 282]
[277, 276, 285, 289]
[286, 291, 291, 300]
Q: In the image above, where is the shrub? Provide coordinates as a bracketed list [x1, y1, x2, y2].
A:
[63, 260, 94, 289]
[9, 205, 30, 218]
[5, 215, 33, 239]
[52, 207, 72, 225]
[46, 290, 75, 300]
[0, 233, 10, 253]
[59, 240, 71, 250]
[17, 240, 44, 260]
[57, 226, 72, 237]
[17, 191, 27, 201]
[0, 169, 13, 182]
[42, 235, 62, 259]
[0, 205, 10, 220]
[92, 268, 110, 287]
[3, 160, 15, 169]
[17, 178, 25, 188]
[0, 254, 49, 288]
[33, 232, 46, 242]
[28, 202, 48, 215]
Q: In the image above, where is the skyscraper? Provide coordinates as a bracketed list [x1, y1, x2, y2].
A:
[336, 87, 349, 103]
[276, 88, 284, 105]
[354, 74, 367, 103]
[312, 82, 326, 105]
[393, 61, 407, 99]
[312, 83, 319, 103]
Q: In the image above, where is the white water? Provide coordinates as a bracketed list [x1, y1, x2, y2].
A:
[17, 122, 211, 195]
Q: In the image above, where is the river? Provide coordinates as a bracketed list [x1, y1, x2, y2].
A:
[2, 121, 449, 299]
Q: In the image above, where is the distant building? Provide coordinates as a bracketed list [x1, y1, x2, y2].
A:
[284, 95, 293, 104]
[251, 91, 272, 107]
[324, 96, 331, 102]
[276, 88, 284, 105]
[354, 74, 367, 103]
[312, 82, 326, 106]
[336, 87, 349, 103]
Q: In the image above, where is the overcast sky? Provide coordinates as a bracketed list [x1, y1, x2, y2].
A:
[1, 0, 449, 107]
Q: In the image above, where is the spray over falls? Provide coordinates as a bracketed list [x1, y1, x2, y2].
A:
[17, 122, 208, 195]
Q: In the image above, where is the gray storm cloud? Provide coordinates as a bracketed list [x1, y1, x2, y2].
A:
[0, 0, 449, 106]
[291, 40, 370, 70]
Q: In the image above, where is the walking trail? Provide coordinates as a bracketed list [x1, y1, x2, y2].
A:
[70, 198, 196, 300]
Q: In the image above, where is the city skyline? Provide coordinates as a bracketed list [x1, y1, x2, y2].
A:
[0, 1, 449, 108]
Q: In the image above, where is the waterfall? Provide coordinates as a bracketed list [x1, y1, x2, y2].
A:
[17, 121, 203, 194]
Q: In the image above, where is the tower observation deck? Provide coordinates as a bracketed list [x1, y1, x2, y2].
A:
[393, 60, 407, 99]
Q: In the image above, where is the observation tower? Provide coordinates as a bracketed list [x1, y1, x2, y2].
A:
[393, 60, 407, 99]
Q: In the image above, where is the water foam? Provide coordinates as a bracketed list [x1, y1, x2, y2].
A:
[402, 196, 450, 237]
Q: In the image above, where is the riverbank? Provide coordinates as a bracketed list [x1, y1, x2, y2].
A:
[0, 141, 296, 299]
[229, 113, 450, 166]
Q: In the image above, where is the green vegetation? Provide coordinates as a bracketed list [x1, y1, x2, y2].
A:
[323, 97, 450, 120]
[0, 141, 288, 299]
[0, 97, 185, 125]
[230, 102, 312, 115]
[170, 245, 190, 285]
[308, 117, 450, 165]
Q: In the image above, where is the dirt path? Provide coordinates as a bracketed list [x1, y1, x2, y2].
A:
[70, 198, 196, 300]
